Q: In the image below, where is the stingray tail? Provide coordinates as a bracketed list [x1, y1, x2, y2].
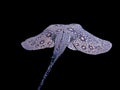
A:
[37, 55, 58, 90]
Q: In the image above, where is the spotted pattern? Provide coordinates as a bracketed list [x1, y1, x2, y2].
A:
[21, 23, 112, 90]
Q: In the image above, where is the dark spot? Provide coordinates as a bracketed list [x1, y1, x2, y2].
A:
[47, 41, 52, 45]
[39, 40, 45, 44]
[75, 43, 79, 46]
[88, 45, 94, 50]
[41, 45, 45, 48]
[81, 45, 86, 50]
[36, 36, 42, 40]
[79, 35, 86, 41]
[28, 40, 36, 46]
[95, 46, 102, 50]
[35, 44, 40, 48]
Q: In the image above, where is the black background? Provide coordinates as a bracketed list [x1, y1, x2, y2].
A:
[7, 1, 119, 90]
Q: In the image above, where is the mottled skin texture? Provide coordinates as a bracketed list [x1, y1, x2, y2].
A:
[21, 24, 112, 90]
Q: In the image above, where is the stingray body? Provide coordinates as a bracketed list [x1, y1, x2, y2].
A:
[21, 24, 112, 90]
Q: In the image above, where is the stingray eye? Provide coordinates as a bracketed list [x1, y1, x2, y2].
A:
[56, 29, 62, 32]
[67, 27, 74, 31]
[46, 32, 52, 37]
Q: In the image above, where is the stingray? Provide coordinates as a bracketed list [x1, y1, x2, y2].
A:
[21, 24, 112, 90]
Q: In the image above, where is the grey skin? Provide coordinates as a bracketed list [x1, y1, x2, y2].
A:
[38, 30, 71, 90]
